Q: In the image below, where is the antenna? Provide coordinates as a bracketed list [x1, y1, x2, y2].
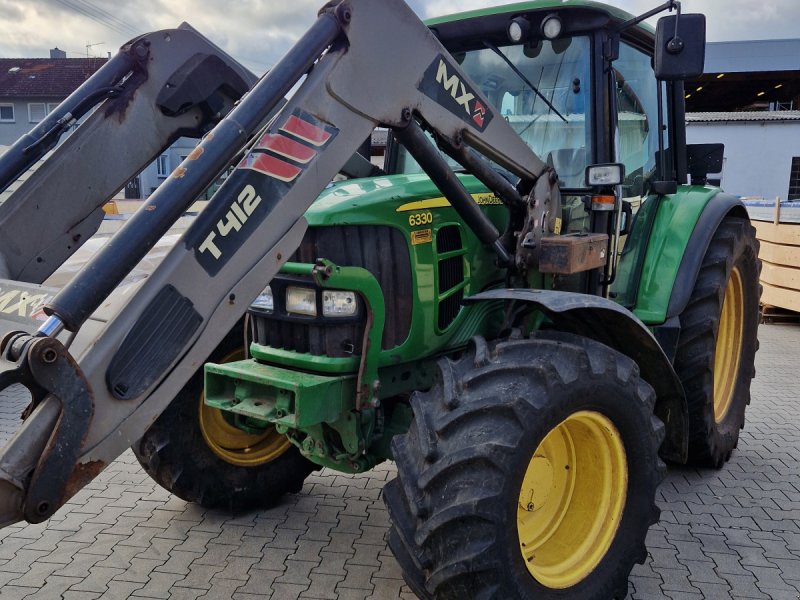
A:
[85, 41, 105, 57]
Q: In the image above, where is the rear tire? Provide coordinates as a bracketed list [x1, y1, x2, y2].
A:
[133, 329, 316, 511]
[674, 216, 760, 467]
[384, 332, 665, 599]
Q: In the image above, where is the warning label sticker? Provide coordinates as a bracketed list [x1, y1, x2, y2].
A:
[411, 229, 433, 246]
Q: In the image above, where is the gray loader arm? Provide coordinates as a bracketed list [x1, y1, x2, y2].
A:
[0, 0, 555, 527]
[0, 24, 256, 284]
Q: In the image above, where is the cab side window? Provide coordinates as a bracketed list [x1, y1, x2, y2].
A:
[614, 42, 667, 197]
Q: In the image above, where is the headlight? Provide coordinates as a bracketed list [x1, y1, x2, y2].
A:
[286, 286, 317, 316]
[508, 17, 531, 43]
[541, 15, 562, 40]
[585, 163, 625, 187]
[322, 290, 357, 317]
[251, 285, 274, 311]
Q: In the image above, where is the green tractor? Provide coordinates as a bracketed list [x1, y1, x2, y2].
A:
[125, 1, 760, 598]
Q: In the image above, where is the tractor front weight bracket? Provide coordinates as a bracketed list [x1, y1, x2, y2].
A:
[281, 259, 386, 410]
[205, 259, 386, 470]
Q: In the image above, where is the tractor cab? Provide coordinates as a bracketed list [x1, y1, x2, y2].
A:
[390, 1, 707, 302]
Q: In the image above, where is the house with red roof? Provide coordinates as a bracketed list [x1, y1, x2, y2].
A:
[0, 52, 107, 146]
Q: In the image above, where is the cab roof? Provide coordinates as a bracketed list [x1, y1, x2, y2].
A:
[425, 0, 656, 38]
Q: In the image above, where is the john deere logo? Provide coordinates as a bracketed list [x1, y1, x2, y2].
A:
[419, 55, 493, 132]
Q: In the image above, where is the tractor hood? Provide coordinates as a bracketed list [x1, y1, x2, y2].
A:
[304, 173, 495, 227]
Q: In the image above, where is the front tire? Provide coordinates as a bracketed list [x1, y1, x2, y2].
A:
[674, 216, 760, 467]
[133, 329, 316, 511]
[384, 332, 665, 599]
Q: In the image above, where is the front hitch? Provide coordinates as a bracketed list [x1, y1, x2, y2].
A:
[0, 331, 94, 525]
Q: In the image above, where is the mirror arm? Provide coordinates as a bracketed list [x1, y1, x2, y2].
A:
[667, 2, 684, 54]
[616, 0, 680, 33]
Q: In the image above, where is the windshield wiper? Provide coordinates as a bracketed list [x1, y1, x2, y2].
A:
[484, 41, 568, 124]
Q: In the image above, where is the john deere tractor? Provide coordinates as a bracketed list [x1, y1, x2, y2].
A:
[0, 0, 758, 598]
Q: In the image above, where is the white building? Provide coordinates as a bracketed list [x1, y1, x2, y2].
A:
[686, 112, 800, 201]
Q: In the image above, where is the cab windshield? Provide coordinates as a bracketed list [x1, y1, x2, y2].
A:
[396, 36, 593, 189]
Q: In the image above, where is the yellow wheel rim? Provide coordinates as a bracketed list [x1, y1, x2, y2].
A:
[198, 348, 291, 467]
[713, 267, 744, 423]
[517, 411, 628, 589]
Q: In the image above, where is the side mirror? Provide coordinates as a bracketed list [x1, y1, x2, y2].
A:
[654, 14, 706, 80]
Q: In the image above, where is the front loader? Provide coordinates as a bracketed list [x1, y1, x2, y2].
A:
[0, 1, 760, 599]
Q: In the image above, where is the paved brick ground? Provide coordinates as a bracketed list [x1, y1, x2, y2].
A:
[0, 323, 798, 599]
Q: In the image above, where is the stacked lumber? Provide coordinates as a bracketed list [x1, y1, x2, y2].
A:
[753, 221, 800, 313]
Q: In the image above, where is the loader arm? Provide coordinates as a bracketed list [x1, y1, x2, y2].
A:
[0, 0, 557, 527]
[0, 23, 256, 284]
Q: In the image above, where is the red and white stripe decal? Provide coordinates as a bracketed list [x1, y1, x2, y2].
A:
[255, 133, 317, 164]
[239, 153, 302, 182]
[281, 115, 333, 147]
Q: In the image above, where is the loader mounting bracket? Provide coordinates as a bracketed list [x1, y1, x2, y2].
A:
[0, 333, 93, 523]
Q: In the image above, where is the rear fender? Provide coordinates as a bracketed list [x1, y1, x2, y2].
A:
[625, 188, 747, 325]
[465, 289, 688, 463]
[666, 193, 748, 319]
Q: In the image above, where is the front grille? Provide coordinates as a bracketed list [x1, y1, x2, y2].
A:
[252, 316, 363, 357]
[436, 225, 465, 331]
[250, 225, 412, 357]
[438, 256, 464, 293]
[436, 225, 462, 253]
[438, 289, 464, 331]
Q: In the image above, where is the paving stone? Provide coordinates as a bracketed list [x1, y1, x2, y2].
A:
[312, 551, 351, 577]
[171, 530, 218, 555]
[660, 567, 701, 594]
[339, 563, 377, 591]
[0, 549, 50, 573]
[98, 579, 146, 600]
[685, 559, 728, 586]
[173, 563, 225, 589]
[163, 587, 205, 600]
[252, 547, 293, 573]
[93, 544, 142, 570]
[718, 572, 770, 598]
[213, 555, 259, 581]
[193, 542, 236, 567]
[62, 591, 101, 600]
[271, 582, 311, 599]
[154, 549, 202, 575]
[674, 539, 714, 564]
[749, 565, 800, 593]
[111, 557, 164, 583]
[20, 529, 70, 552]
[115, 525, 165, 549]
[136, 536, 182, 563]
[35, 540, 89, 564]
[301, 572, 346, 599]
[52, 551, 106, 578]
[237, 568, 282, 595]
[69, 565, 125, 593]
[199, 577, 245, 598]
[690, 581, 733, 600]
[6, 561, 61, 588]
[130, 571, 184, 598]
[275, 558, 316, 585]
[0, 585, 36, 599]
[80, 533, 128, 557]
[368, 576, 407, 599]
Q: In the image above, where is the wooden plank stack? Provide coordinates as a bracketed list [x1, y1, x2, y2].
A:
[754, 215, 800, 314]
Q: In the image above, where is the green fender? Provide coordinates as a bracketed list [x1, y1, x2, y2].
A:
[614, 186, 748, 325]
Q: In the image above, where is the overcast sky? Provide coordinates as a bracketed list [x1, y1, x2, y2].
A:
[0, 0, 797, 74]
